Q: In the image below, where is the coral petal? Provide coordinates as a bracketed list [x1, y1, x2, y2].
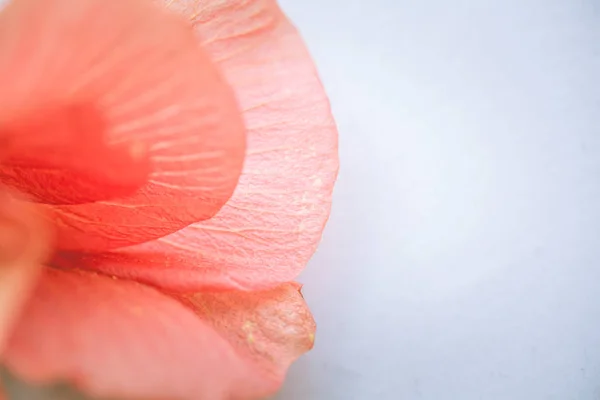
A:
[0, 103, 151, 205]
[180, 282, 316, 381]
[0, 0, 246, 251]
[2, 268, 278, 400]
[55, 0, 339, 289]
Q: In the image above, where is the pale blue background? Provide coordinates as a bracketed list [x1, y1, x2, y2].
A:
[276, 0, 600, 399]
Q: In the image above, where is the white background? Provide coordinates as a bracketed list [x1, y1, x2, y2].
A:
[275, 0, 600, 399]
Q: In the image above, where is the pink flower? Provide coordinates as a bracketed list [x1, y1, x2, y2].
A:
[0, 0, 339, 399]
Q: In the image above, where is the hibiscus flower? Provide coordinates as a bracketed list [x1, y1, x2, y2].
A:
[0, 0, 339, 399]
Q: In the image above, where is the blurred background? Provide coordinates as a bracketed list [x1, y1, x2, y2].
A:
[274, 0, 600, 399]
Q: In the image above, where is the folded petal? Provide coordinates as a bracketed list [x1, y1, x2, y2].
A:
[0, 0, 246, 251]
[0, 188, 50, 352]
[55, 0, 339, 290]
[2, 268, 290, 400]
[179, 282, 316, 381]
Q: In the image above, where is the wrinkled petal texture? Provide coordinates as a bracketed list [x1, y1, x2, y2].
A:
[57, 0, 339, 291]
[0, 0, 246, 251]
[2, 268, 314, 400]
[181, 282, 316, 379]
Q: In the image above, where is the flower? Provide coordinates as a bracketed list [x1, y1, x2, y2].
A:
[0, 0, 338, 399]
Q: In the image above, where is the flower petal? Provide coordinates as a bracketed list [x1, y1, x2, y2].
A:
[2, 268, 289, 400]
[0, 0, 246, 251]
[54, 0, 339, 290]
[179, 282, 316, 382]
[0, 103, 152, 206]
[0, 188, 49, 352]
